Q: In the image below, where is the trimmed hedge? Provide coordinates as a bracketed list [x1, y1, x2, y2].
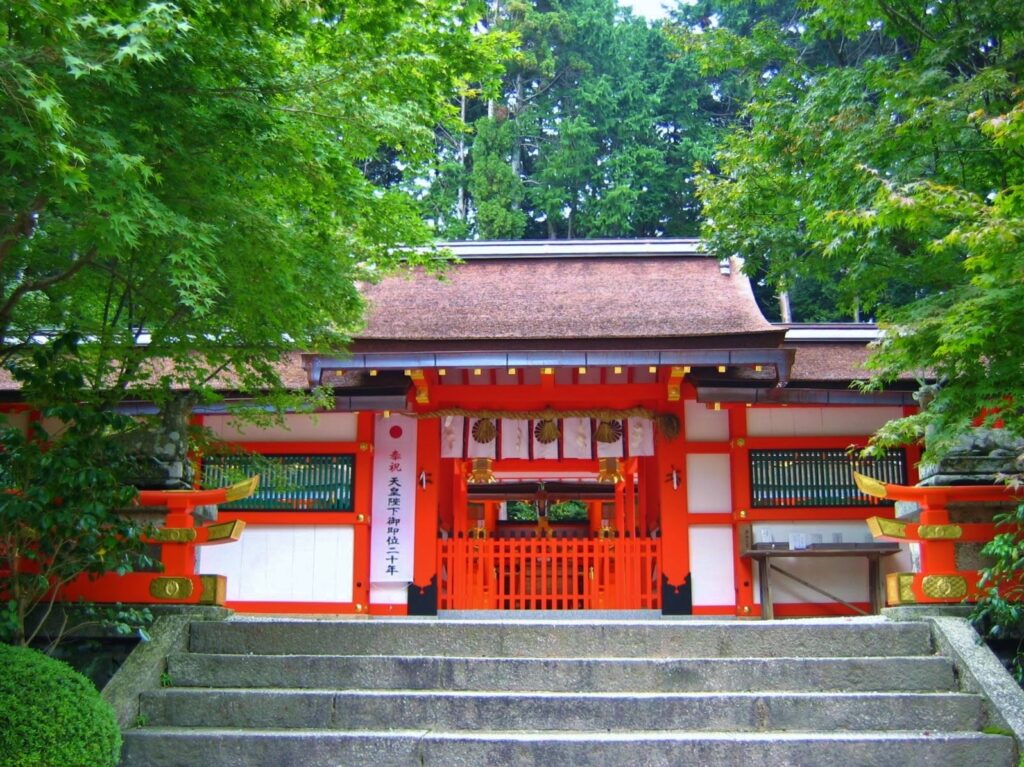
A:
[0, 643, 122, 767]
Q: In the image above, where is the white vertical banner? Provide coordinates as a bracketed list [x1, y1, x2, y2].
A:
[370, 413, 418, 582]
[627, 418, 655, 456]
[562, 417, 592, 459]
[440, 416, 464, 458]
[531, 419, 560, 459]
[596, 420, 625, 458]
[500, 419, 530, 459]
[466, 418, 497, 458]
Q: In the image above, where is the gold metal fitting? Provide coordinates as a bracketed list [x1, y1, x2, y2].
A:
[597, 457, 625, 484]
[468, 457, 496, 484]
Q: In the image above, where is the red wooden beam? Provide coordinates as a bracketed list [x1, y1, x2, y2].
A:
[855, 472, 1022, 504]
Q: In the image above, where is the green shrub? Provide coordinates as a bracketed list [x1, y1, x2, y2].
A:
[0, 644, 121, 767]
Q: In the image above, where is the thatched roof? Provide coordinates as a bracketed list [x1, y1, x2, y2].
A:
[358, 245, 774, 345]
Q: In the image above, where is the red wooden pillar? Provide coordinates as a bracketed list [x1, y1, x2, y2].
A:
[613, 476, 626, 535]
[452, 461, 469, 536]
[656, 402, 690, 614]
[918, 495, 957, 573]
[728, 407, 756, 617]
[588, 501, 602, 535]
[352, 411, 374, 613]
[410, 418, 440, 614]
[642, 456, 660, 533]
[154, 500, 197, 577]
[624, 458, 638, 535]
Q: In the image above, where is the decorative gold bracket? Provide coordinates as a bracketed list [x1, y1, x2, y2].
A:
[666, 366, 688, 402]
[866, 517, 908, 540]
[854, 472, 888, 499]
[408, 369, 430, 404]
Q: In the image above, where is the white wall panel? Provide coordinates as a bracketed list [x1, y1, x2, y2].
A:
[370, 583, 409, 605]
[689, 526, 735, 606]
[199, 525, 354, 602]
[684, 400, 729, 442]
[205, 413, 358, 442]
[686, 454, 732, 513]
[745, 407, 903, 438]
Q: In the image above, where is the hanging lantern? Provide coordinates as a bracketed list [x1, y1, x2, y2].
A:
[468, 457, 496, 484]
[597, 457, 624, 484]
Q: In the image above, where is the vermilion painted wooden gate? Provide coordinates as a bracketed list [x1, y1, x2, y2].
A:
[438, 536, 661, 610]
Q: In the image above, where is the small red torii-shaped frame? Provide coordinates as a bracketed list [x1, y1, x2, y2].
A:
[58, 476, 259, 607]
[857, 472, 1023, 606]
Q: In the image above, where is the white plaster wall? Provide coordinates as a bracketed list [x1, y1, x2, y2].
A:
[689, 526, 736, 606]
[745, 407, 904, 438]
[370, 583, 409, 605]
[686, 454, 732, 513]
[204, 412, 358, 442]
[684, 400, 729, 442]
[199, 525, 354, 602]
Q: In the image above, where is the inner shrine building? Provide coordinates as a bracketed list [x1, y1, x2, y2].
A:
[188, 239, 922, 618]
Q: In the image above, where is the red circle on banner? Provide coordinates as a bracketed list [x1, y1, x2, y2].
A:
[389, 425, 403, 439]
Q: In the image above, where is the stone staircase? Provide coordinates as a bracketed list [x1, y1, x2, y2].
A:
[121, 617, 1017, 767]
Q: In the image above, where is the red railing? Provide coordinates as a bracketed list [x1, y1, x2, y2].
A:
[438, 536, 661, 610]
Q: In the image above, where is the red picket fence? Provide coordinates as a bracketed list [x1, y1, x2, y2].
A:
[438, 535, 661, 610]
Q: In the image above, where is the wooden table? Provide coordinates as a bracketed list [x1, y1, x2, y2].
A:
[740, 535, 901, 619]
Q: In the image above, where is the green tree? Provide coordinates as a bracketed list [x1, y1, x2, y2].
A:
[693, 0, 1024, 661]
[469, 118, 528, 239]
[694, 0, 1024, 441]
[0, 336, 153, 646]
[0, 1, 505, 644]
[429, 0, 722, 239]
[1, 0, 504, 401]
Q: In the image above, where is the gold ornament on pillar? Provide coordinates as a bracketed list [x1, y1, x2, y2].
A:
[468, 457, 496, 484]
[597, 457, 624, 484]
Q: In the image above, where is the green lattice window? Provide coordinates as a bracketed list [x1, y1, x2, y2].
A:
[202, 454, 355, 511]
[749, 448, 906, 508]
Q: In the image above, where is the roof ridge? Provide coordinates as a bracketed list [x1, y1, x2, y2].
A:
[436, 239, 707, 259]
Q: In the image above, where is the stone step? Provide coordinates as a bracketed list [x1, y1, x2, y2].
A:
[189, 618, 933, 658]
[120, 728, 1017, 767]
[139, 689, 984, 733]
[167, 652, 958, 692]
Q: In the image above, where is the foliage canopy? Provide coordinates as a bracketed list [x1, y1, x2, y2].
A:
[0, 0, 505, 644]
[689, 0, 1024, 663]
[425, 0, 722, 239]
[689, 0, 1024, 453]
[1, 0, 505, 400]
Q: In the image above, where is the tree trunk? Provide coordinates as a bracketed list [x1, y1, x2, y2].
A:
[778, 290, 793, 323]
[457, 95, 468, 223]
